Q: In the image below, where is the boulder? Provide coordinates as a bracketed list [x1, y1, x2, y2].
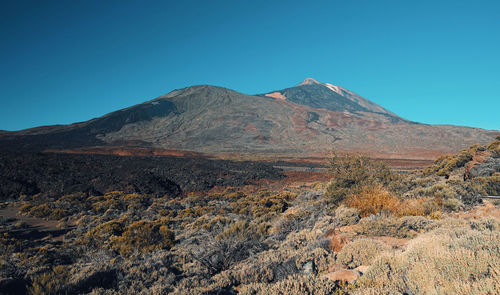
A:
[323, 269, 359, 283]
[324, 230, 350, 253]
[469, 158, 500, 178]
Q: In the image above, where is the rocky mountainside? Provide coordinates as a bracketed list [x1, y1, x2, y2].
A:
[1, 79, 498, 159]
[261, 78, 404, 122]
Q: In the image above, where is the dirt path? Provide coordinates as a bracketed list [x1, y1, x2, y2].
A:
[0, 205, 70, 241]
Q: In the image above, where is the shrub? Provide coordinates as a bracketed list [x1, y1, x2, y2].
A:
[355, 223, 500, 295]
[29, 265, 70, 295]
[357, 216, 438, 238]
[487, 138, 500, 157]
[49, 208, 69, 220]
[346, 185, 441, 217]
[336, 238, 391, 268]
[110, 219, 174, 256]
[191, 215, 232, 232]
[468, 217, 500, 231]
[239, 274, 341, 295]
[0, 232, 23, 254]
[215, 220, 267, 242]
[19, 202, 33, 213]
[442, 197, 463, 212]
[345, 186, 400, 217]
[431, 148, 476, 177]
[29, 204, 52, 218]
[415, 182, 458, 199]
[190, 232, 267, 275]
[396, 197, 440, 216]
[324, 154, 396, 205]
[78, 218, 127, 249]
[334, 206, 361, 226]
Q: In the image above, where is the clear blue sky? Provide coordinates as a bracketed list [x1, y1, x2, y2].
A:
[1, 0, 499, 131]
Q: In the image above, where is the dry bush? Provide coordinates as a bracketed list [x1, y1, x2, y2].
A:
[414, 182, 458, 199]
[355, 219, 500, 295]
[487, 137, 500, 157]
[78, 217, 127, 249]
[296, 247, 333, 274]
[346, 185, 441, 217]
[190, 215, 232, 233]
[233, 191, 296, 221]
[442, 197, 463, 212]
[425, 146, 477, 177]
[396, 197, 440, 216]
[336, 238, 391, 268]
[357, 216, 438, 238]
[188, 220, 268, 275]
[324, 154, 397, 205]
[76, 216, 174, 257]
[110, 219, 174, 256]
[475, 173, 500, 196]
[468, 217, 500, 231]
[28, 265, 70, 295]
[215, 219, 267, 242]
[239, 274, 342, 295]
[333, 206, 361, 226]
[0, 232, 23, 255]
[345, 186, 400, 217]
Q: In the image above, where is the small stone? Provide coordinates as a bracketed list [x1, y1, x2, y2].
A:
[303, 261, 313, 276]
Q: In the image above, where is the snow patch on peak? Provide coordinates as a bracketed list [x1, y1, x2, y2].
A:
[324, 83, 344, 95]
[298, 78, 322, 86]
[298, 78, 346, 96]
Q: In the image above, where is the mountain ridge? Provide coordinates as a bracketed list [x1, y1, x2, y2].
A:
[1, 80, 499, 159]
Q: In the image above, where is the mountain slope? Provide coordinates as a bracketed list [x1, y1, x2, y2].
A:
[261, 78, 404, 123]
[1, 80, 498, 159]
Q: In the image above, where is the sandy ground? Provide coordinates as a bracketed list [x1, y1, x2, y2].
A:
[0, 205, 70, 241]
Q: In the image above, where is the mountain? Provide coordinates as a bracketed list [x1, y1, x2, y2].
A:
[260, 78, 404, 123]
[1, 79, 498, 159]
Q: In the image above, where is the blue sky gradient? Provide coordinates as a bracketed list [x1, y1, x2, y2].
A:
[1, 0, 499, 131]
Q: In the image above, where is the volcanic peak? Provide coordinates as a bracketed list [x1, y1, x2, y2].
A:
[298, 77, 322, 86]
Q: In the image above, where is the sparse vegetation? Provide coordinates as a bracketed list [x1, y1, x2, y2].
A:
[355, 219, 500, 295]
[1, 138, 499, 294]
[336, 238, 390, 268]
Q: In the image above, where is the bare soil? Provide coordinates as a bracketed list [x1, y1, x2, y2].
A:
[0, 205, 69, 241]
